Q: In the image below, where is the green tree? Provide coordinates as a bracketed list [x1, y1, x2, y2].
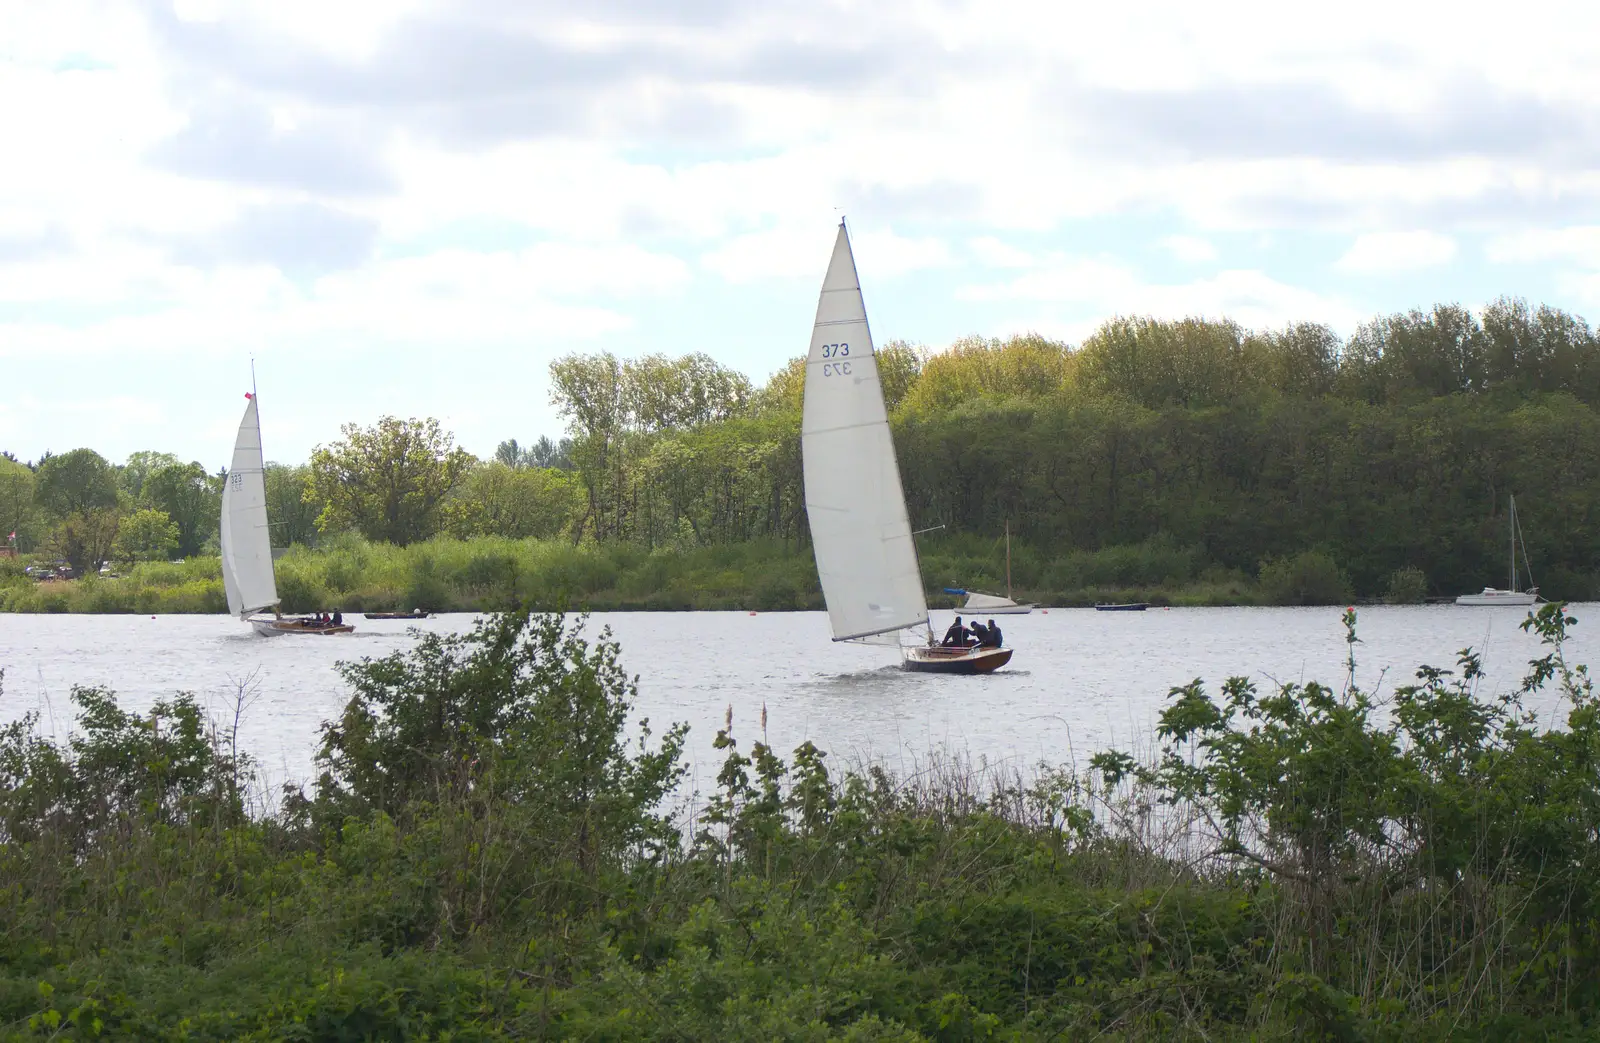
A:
[450, 462, 583, 539]
[0, 457, 36, 551]
[144, 462, 220, 557]
[113, 508, 179, 562]
[264, 463, 319, 547]
[48, 509, 121, 576]
[34, 448, 119, 518]
[308, 417, 474, 546]
[119, 450, 182, 500]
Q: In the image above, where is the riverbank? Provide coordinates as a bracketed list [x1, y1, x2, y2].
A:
[1, 605, 1596, 1039]
[0, 535, 1387, 613]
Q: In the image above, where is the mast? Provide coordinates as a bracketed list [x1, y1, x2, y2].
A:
[1509, 494, 1517, 591]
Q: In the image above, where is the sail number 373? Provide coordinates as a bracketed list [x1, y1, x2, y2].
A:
[820, 342, 852, 376]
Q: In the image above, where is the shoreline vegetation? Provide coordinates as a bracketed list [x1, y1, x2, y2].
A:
[8, 301, 1600, 612]
[2, 603, 1599, 1038]
[2, 533, 1388, 614]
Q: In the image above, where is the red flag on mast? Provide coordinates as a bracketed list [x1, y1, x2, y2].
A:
[245, 392, 253, 399]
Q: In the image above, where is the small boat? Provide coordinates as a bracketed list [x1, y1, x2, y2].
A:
[1455, 495, 1540, 607]
[903, 645, 1013, 673]
[1095, 602, 1149, 612]
[800, 219, 1011, 675]
[363, 610, 433, 620]
[253, 618, 355, 636]
[220, 384, 355, 638]
[946, 521, 1035, 614]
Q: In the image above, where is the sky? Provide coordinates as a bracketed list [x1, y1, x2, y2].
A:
[3, 0, 1600, 470]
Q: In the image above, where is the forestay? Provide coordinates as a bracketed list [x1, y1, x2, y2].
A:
[801, 222, 928, 643]
[219, 396, 279, 618]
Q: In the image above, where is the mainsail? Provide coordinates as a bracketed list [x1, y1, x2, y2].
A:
[801, 221, 928, 644]
[219, 395, 279, 618]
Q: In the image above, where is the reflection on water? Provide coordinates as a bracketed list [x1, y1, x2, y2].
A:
[2, 605, 1594, 799]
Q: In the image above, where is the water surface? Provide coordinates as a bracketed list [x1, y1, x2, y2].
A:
[2, 606, 1591, 799]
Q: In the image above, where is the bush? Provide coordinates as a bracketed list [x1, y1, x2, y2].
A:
[1385, 565, 1428, 603]
[1258, 549, 1351, 605]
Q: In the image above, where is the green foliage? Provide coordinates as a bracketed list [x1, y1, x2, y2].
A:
[0, 457, 37, 551]
[6, 609, 1600, 1035]
[112, 507, 179, 563]
[264, 461, 320, 548]
[46, 507, 122, 576]
[1385, 565, 1428, 603]
[1258, 550, 1350, 605]
[118, 449, 182, 500]
[33, 448, 119, 517]
[142, 460, 220, 557]
[308, 416, 475, 546]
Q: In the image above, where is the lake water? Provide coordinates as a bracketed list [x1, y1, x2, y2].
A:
[2, 606, 1594, 803]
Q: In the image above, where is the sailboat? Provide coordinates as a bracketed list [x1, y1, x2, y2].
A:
[220, 390, 354, 636]
[943, 520, 1036, 614]
[1455, 494, 1540, 607]
[801, 220, 1011, 675]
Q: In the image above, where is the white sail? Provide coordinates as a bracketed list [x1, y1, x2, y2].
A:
[219, 395, 279, 618]
[801, 222, 928, 642]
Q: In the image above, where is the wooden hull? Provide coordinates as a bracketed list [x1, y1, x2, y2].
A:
[363, 612, 432, 619]
[902, 646, 1013, 674]
[249, 617, 355, 636]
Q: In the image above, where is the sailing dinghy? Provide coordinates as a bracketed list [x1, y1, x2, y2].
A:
[220, 391, 353, 636]
[801, 220, 1010, 675]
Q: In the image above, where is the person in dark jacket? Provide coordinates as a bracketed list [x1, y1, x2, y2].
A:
[942, 616, 967, 646]
[966, 620, 989, 647]
[981, 619, 1003, 648]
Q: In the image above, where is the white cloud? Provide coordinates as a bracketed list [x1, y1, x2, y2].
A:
[1486, 226, 1600, 268]
[1334, 230, 1457, 274]
[969, 237, 1035, 268]
[7, 0, 1600, 460]
[961, 255, 1363, 332]
[1160, 234, 1218, 263]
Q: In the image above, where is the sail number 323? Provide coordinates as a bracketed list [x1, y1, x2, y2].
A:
[820, 342, 852, 376]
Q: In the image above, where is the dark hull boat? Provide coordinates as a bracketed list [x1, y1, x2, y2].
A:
[1095, 602, 1148, 612]
[902, 646, 1013, 674]
[363, 611, 433, 619]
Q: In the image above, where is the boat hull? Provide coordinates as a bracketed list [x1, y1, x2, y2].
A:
[967, 602, 1034, 615]
[249, 617, 356, 636]
[902, 646, 1013, 674]
[1454, 590, 1539, 606]
[1095, 603, 1149, 612]
[363, 611, 432, 620]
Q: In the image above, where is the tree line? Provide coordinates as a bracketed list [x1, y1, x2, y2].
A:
[5, 296, 1600, 599]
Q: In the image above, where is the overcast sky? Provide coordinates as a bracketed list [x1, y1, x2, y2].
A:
[4, 0, 1600, 469]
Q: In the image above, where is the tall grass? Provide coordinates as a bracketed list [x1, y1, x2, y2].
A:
[2, 532, 1354, 614]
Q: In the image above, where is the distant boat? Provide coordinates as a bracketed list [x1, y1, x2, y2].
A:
[1455, 494, 1540, 607]
[363, 610, 433, 620]
[801, 220, 1010, 675]
[1095, 603, 1149, 612]
[220, 389, 354, 637]
[944, 521, 1036, 615]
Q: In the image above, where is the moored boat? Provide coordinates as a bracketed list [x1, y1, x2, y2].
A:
[363, 610, 433, 620]
[1095, 602, 1149, 612]
[1455, 495, 1540, 607]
